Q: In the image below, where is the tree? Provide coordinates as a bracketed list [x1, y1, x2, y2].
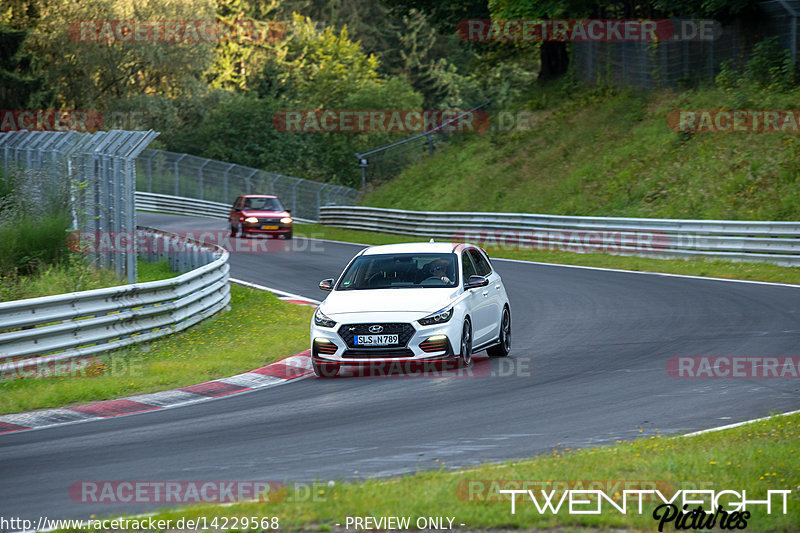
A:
[281, 14, 381, 108]
[27, 0, 216, 109]
[0, 0, 41, 29]
[489, 0, 596, 81]
[0, 23, 50, 109]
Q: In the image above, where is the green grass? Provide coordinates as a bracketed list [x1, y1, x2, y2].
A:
[0, 257, 177, 302]
[137, 258, 178, 282]
[78, 411, 799, 532]
[295, 224, 800, 285]
[0, 283, 312, 414]
[364, 84, 800, 221]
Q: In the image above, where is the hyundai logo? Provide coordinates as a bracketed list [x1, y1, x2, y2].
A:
[368, 325, 384, 333]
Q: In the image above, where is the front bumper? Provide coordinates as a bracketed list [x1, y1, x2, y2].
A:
[241, 224, 292, 236]
[310, 319, 459, 365]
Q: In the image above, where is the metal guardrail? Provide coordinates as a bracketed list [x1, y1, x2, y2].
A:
[135, 191, 316, 223]
[319, 206, 800, 266]
[136, 191, 230, 219]
[0, 227, 230, 377]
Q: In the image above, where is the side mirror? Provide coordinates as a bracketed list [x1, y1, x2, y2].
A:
[319, 278, 334, 291]
[465, 275, 489, 289]
[287, 209, 292, 215]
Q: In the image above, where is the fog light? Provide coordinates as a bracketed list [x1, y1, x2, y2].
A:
[314, 338, 338, 355]
[420, 335, 448, 353]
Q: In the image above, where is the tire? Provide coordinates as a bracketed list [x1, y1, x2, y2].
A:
[284, 231, 293, 240]
[487, 307, 511, 358]
[458, 319, 473, 368]
[313, 358, 340, 378]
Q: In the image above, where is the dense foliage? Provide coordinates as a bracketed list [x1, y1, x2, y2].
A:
[0, 0, 784, 188]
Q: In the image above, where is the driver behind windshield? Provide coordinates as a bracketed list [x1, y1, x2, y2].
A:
[418, 258, 453, 285]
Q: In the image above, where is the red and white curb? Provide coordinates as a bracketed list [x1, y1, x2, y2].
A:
[0, 279, 320, 435]
[0, 351, 313, 435]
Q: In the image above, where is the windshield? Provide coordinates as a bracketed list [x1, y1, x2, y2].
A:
[337, 253, 458, 290]
[243, 197, 284, 211]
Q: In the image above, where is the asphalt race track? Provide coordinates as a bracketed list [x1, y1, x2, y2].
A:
[1, 213, 798, 521]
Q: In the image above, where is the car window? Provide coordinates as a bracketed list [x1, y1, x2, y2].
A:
[244, 197, 284, 211]
[337, 253, 458, 290]
[232, 197, 242, 209]
[468, 249, 492, 277]
[462, 251, 478, 281]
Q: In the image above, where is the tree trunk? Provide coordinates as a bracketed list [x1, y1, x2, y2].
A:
[539, 41, 569, 80]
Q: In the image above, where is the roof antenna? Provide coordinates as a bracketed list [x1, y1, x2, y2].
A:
[429, 238, 435, 243]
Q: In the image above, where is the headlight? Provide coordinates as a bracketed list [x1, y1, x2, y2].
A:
[314, 308, 336, 328]
[418, 307, 453, 326]
[244, 216, 259, 224]
[280, 217, 293, 224]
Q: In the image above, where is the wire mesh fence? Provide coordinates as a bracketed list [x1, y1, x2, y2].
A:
[353, 101, 492, 187]
[572, 19, 745, 88]
[0, 130, 158, 283]
[761, 0, 799, 63]
[136, 149, 360, 221]
[573, 8, 799, 88]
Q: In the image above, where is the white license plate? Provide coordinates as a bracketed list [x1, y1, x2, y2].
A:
[354, 334, 399, 346]
[261, 225, 278, 230]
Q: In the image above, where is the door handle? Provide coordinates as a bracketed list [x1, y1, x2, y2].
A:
[482, 290, 489, 297]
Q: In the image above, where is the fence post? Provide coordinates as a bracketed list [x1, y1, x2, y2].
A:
[246, 169, 256, 193]
[292, 179, 300, 216]
[223, 163, 234, 203]
[144, 150, 156, 192]
[174, 153, 187, 196]
[316, 183, 327, 218]
[198, 159, 210, 200]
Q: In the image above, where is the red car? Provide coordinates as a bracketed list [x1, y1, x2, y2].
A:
[229, 194, 293, 239]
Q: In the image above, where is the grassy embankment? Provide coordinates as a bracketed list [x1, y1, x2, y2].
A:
[300, 82, 800, 285]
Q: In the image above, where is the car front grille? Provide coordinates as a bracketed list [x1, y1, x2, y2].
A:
[337, 323, 416, 349]
[258, 217, 281, 224]
[341, 348, 415, 358]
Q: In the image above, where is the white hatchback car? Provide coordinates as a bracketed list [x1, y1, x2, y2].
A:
[310, 242, 511, 377]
